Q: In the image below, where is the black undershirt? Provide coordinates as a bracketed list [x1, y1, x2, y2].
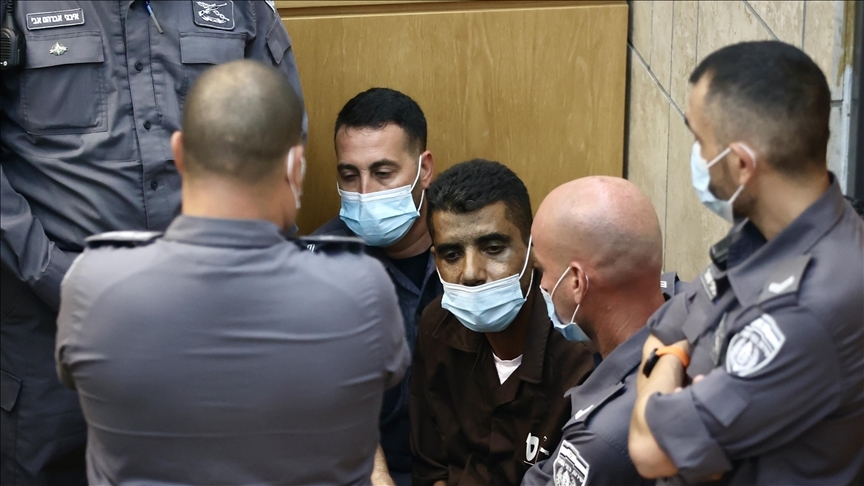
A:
[392, 248, 431, 290]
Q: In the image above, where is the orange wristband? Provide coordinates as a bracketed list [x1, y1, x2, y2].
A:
[656, 346, 690, 368]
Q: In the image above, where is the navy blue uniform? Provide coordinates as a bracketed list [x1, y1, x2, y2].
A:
[0, 2, 304, 483]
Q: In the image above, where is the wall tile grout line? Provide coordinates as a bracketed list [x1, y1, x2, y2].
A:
[741, 0, 780, 41]
[662, 0, 677, 269]
[629, 43, 686, 120]
[695, 1, 700, 63]
[801, 0, 807, 48]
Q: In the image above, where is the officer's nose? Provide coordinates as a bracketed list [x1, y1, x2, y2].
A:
[460, 250, 486, 287]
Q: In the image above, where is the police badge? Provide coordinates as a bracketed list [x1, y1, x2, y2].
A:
[193, 1, 235, 31]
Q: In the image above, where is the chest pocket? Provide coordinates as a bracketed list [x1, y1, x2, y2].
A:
[21, 31, 106, 135]
[178, 33, 245, 103]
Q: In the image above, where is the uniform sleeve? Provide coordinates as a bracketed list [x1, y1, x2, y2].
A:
[410, 312, 449, 486]
[647, 288, 698, 345]
[248, 2, 308, 137]
[368, 260, 410, 389]
[55, 252, 91, 390]
[1, 165, 77, 311]
[645, 306, 844, 483]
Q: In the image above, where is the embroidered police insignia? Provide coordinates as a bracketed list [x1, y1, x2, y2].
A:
[553, 441, 590, 486]
[49, 42, 67, 56]
[193, 1, 235, 31]
[726, 314, 785, 378]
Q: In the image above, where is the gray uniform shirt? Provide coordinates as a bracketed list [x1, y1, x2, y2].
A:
[646, 175, 864, 485]
[522, 327, 654, 486]
[55, 216, 409, 485]
[0, 0, 305, 310]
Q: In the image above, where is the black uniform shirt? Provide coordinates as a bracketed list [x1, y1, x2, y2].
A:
[410, 274, 595, 486]
[0, 0, 305, 310]
[646, 175, 864, 485]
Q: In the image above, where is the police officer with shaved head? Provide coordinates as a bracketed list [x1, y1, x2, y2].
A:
[629, 41, 864, 485]
[0, 2, 305, 483]
[55, 60, 407, 485]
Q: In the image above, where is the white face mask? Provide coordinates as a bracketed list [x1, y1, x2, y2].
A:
[338, 155, 424, 247]
[540, 266, 591, 342]
[689, 141, 757, 223]
[287, 147, 306, 209]
[439, 236, 533, 333]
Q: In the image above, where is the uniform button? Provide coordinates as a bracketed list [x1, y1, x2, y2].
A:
[150, 180, 158, 190]
[144, 121, 152, 130]
[135, 62, 144, 72]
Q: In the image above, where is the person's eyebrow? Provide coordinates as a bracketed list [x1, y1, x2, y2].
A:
[476, 232, 513, 245]
[336, 162, 358, 172]
[433, 242, 463, 255]
[368, 160, 401, 171]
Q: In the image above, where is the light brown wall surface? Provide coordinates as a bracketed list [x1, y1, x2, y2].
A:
[280, 1, 629, 233]
[627, 0, 857, 280]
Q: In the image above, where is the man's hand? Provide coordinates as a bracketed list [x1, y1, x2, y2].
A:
[629, 336, 689, 478]
[370, 444, 396, 486]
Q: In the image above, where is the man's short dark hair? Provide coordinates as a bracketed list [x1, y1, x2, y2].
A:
[183, 60, 304, 183]
[427, 159, 532, 243]
[689, 40, 830, 175]
[334, 88, 427, 155]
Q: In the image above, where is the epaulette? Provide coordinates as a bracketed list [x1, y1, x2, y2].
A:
[660, 271, 680, 299]
[758, 254, 811, 304]
[294, 235, 366, 255]
[84, 231, 163, 249]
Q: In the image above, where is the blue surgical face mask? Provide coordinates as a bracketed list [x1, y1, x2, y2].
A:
[690, 141, 756, 223]
[440, 237, 533, 333]
[339, 155, 424, 247]
[540, 266, 590, 342]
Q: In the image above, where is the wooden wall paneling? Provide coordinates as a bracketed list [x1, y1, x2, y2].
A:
[282, 3, 629, 233]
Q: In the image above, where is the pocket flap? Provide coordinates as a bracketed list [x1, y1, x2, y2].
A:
[26, 31, 104, 69]
[180, 33, 245, 64]
[1, 371, 22, 412]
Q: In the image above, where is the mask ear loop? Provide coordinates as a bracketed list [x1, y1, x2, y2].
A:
[411, 154, 426, 212]
[518, 236, 534, 298]
[569, 274, 589, 324]
[705, 147, 731, 169]
[720, 144, 759, 206]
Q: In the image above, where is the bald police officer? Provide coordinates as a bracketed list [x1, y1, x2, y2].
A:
[55, 60, 407, 485]
[629, 41, 864, 485]
[523, 177, 667, 486]
[0, 2, 304, 483]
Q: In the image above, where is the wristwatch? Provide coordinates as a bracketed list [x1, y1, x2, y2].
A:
[642, 346, 690, 377]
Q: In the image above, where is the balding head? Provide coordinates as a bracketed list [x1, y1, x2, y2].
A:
[534, 176, 662, 288]
[181, 60, 304, 183]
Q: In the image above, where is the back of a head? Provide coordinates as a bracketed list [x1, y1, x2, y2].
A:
[426, 159, 532, 242]
[182, 60, 304, 183]
[538, 177, 663, 289]
[334, 87, 427, 155]
[689, 40, 830, 176]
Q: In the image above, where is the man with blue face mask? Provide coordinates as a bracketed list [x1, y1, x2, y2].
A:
[312, 88, 443, 486]
[410, 159, 595, 486]
[630, 41, 864, 485]
[523, 176, 668, 486]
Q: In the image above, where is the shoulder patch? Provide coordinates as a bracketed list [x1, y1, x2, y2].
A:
[758, 254, 811, 303]
[725, 313, 785, 378]
[84, 231, 162, 249]
[295, 235, 366, 254]
[553, 440, 590, 486]
[193, 0, 235, 30]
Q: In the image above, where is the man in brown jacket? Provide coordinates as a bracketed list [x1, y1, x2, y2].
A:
[410, 159, 595, 485]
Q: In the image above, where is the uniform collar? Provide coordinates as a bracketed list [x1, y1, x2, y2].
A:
[430, 271, 549, 384]
[723, 174, 846, 307]
[587, 326, 649, 387]
[163, 215, 287, 248]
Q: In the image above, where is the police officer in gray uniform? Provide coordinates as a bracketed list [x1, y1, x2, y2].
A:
[0, 1, 304, 483]
[55, 60, 408, 485]
[629, 41, 864, 485]
[523, 176, 668, 486]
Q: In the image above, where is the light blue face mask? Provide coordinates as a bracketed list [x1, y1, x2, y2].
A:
[540, 266, 591, 342]
[439, 237, 533, 333]
[690, 141, 756, 223]
[339, 155, 424, 247]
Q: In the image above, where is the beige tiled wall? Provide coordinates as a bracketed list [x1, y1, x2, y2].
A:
[626, 0, 856, 280]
